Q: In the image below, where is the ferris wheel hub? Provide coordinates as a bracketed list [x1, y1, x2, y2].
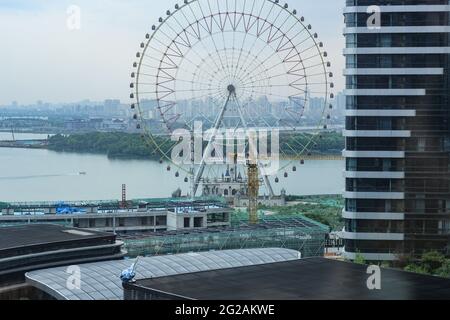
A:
[227, 84, 236, 94]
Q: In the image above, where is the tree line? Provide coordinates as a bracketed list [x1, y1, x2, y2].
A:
[48, 131, 344, 159]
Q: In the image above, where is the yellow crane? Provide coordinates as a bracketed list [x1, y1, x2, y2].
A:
[247, 162, 259, 225]
[228, 152, 260, 224]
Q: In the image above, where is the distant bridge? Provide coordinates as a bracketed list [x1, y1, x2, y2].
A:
[0, 139, 49, 149]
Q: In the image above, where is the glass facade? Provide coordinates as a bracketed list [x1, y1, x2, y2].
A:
[343, 1, 450, 260]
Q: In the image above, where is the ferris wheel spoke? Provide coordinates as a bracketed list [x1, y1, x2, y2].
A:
[193, 43, 228, 80]
[231, 42, 248, 81]
[239, 57, 290, 85]
[180, 90, 226, 106]
[239, 86, 301, 101]
[232, 25, 264, 77]
[167, 51, 220, 86]
[188, 51, 222, 81]
[234, 50, 270, 84]
[140, 68, 212, 89]
[142, 87, 220, 96]
[236, 54, 284, 85]
[174, 26, 234, 81]
[239, 83, 297, 90]
[220, 40, 235, 82]
[177, 78, 213, 88]
[233, 38, 273, 81]
[192, 3, 231, 83]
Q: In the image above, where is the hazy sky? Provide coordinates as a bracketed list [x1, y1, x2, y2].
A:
[0, 0, 345, 105]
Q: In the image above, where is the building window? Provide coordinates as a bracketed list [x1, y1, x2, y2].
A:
[346, 54, 356, 68]
[194, 217, 203, 228]
[156, 216, 167, 226]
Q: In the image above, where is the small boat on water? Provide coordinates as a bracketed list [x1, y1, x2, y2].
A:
[79, 172, 87, 175]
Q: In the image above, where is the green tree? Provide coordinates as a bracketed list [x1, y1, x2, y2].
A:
[354, 251, 366, 265]
[420, 251, 446, 273]
[436, 259, 450, 278]
[404, 264, 428, 275]
[404, 251, 449, 278]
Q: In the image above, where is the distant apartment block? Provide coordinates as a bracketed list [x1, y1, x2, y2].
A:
[343, 0, 450, 261]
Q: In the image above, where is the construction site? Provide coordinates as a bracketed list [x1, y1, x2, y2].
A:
[121, 214, 329, 258]
[0, 193, 330, 259]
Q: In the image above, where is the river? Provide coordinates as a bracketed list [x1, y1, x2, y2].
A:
[0, 133, 344, 202]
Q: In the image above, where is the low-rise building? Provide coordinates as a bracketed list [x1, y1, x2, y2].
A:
[0, 198, 232, 233]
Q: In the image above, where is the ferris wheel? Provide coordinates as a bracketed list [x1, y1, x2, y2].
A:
[130, 0, 334, 198]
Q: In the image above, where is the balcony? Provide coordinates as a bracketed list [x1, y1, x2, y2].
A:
[342, 231, 404, 241]
[343, 150, 406, 158]
[344, 68, 443, 76]
[344, 26, 450, 35]
[343, 5, 450, 14]
[344, 47, 450, 55]
[342, 209, 405, 220]
[343, 130, 411, 138]
[344, 89, 426, 96]
[343, 171, 405, 179]
[343, 191, 405, 200]
[345, 109, 416, 117]
[343, 250, 398, 261]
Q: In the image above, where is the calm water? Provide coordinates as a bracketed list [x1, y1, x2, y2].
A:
[0, 134, 344, 202]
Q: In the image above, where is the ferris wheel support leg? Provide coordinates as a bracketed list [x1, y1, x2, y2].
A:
[262, 175, 275, 198]
[190, 132, 195, 200]
[192, 92, 232, 197]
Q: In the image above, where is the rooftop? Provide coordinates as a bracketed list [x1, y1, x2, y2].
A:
[0, 224, 123, 284]
[25, 248, 300, 300]
[0, 224, 114, 259]
[126, 258, 450, 300]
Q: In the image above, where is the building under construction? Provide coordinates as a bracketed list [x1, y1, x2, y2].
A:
[0, 196, 330, 259]
[120, 214, 329, 259]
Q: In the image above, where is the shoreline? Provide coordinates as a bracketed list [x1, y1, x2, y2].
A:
[0, 194, 342, 207]
[0, 145, 344, 161]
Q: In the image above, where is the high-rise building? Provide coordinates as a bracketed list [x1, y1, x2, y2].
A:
[343, 1, 450, 261]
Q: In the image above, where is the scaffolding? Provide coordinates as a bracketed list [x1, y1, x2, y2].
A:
[121, 215, 329, 258]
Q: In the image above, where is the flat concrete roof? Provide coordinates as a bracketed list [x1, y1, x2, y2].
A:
[128, 258, 450, 300]
[0, 224, 115, 258]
